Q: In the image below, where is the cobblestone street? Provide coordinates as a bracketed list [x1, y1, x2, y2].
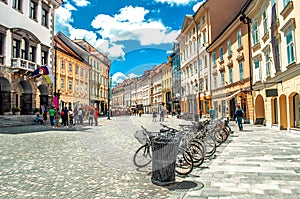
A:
[0, 115, 300, 198]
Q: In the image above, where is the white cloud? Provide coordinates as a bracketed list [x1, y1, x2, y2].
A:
[112, 72, 128, 85]
[127, 73, 137, 78]
[154, 0, 197, 6]
[91, 6, 179, 46]
[55, 5, 74, 25]
[192, 1, 206, 12]
[73, 0, 90, 7]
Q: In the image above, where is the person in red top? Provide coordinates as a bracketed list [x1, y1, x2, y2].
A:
[94, 107, 99, 126]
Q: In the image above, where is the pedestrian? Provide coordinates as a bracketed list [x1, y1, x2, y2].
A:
[235, 105, 244, 131]
[94, 107, 99, 126]
[209, 107, 215, 120]
[69, 108, 74, 126]
[35, 113, 43, 124]
[138, 109, 142, 117]
[78, 108, 84, 126]
[199, 109, 203, 119]
[62, 106, 69, 126]
[49, 106, 55, 126]
[55, 108, 60, 128]
[159, 109, 165, 122]
[73, 107, 78, 126]
[152, 110, 157, 122]
[88, 108, 94, 126]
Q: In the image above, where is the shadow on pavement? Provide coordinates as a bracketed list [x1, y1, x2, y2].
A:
[165, 180, 204, 192]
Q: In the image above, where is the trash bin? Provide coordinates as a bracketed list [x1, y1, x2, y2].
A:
[151, 137, 179, 186]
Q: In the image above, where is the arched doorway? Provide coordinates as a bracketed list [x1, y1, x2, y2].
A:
[38, 85, 49, 109]
[19, 80, 32, 115]
[289, 93, 300, 128]
[279, 95, 288, 129]
[255, 95, 265, 124]
[0, 77, 12, 114]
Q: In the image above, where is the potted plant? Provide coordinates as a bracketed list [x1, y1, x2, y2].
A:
[12, 107, 21, 115]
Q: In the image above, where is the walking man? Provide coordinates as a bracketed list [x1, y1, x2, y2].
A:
[235, 105, 244, 131]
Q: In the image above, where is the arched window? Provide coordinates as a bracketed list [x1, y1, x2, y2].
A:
[293, 94, 300, 128]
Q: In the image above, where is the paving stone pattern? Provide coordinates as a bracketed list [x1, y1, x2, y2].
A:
[0, 114, 300, 198]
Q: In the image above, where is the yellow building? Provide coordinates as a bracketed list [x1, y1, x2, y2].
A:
[206, 2, 253, 122]
[162, 57, 172, 113]
[178, 0, 248, 118]
[246, 0, 300, 131]
[54, 35, 90, 109]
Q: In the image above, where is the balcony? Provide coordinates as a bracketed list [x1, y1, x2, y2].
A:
[11, 58, 40, 71]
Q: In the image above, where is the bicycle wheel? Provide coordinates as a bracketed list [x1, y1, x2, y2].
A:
[188, 143, 205, 167]
[203, 134, 216, 157]
[133, 144, 152, 168]
[175, 147, 194, 175]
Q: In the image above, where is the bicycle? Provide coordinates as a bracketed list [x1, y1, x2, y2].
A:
[133, 126, 194, 175]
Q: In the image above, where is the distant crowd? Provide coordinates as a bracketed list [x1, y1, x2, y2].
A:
[35, 105, 100, 127]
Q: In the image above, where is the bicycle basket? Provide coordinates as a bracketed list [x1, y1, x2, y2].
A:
[134, 130, 148, 145]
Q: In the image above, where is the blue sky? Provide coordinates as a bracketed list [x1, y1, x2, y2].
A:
[54, 0, 206, 84]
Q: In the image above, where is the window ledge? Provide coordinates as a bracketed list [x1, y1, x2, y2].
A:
[262, 32, 269, 43]
[237, 45, 243, 52]
[252, 42, 261, 52]
[280, 1, 294, 20]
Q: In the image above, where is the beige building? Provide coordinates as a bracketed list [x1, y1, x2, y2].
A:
[150, 64, 164, 111]
[206, 1, 253, 122]
[73, 40, 111, 111]
[162, 57, 172, 113]
[177, 0, 248, 117]
[53, 35, 90, 108]
[245, 0, 300, 130]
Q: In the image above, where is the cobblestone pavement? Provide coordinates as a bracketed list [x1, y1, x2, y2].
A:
[0, 114, 300, 198]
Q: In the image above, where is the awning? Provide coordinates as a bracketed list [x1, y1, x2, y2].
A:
[226, 90, 242, 100]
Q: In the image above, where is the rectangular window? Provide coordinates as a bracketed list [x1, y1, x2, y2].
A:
[13, 0, 22, 11]
[262, 8, 268, 35]
[68, 80, 72, 90]
[227, 40, 231, 56]
[239, 62, 244, 80]
[41, 8, 48, 27]
[76, 81, 79, 92]
[203, 30, 206, 44]
[41, 50, 48, 65]
[265, 51, 271, 77]
[29, 1, 37, 20]
[275, 38, 281, 70]
[212, 52, 216, 66]
[213, 76, 217, 89]
[75, 65, 79, 74]
[68, 62, 72, 72]
[252, 21, 259, 46]
[202, 15, 206, 24]
[61, 60, 65, 69]
[221, 72, 225, 87]
[219, 47, 223, 61]
[286, 30, 295, 64]
[254, 60, 261, 82]
[237, 30, 242, 48]
[61, 78, 64, 88]
[229, 68, 233, 84]
[205, 77, 208, 91]
[29, 46, 36, 62]
[199, 58, 203, 70]
[12, 39, 20, 58]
